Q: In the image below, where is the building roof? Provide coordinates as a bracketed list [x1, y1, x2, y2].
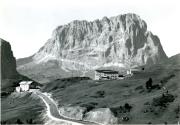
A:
[19, 81, 33, 85]
[96, 70, 119, 74]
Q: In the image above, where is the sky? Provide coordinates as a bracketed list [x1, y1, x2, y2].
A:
[0, 0, 180, 59]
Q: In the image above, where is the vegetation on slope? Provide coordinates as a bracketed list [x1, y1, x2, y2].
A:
[41, 54, 180, 124]
[1, 92, 45, 124]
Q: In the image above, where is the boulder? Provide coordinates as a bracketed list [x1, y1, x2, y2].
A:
[83, 108, 118, 124]
[59, 106, 86, 120]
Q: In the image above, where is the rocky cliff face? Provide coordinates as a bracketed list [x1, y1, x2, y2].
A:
[33, 13, 167, 69]
[17, 13, 167, 82]
[0, 39, 18, 79]
[0, 38, 19, 89]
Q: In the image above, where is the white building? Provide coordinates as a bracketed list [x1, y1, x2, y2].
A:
[125, 69, 133, 77]
[16, 86, 21, 92]
[95, 70, 119, 80]
[126, 69, 132, 75]
[16, 81, 33, 92]
[95, 69, 133, 80]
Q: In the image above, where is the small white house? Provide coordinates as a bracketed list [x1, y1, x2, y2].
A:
[125, 69, 133, 77]
[16, 86, 21, 92]
[20, 81, 33, 91]
[16, 81, 33, 92]
[126, 69, 132, 75]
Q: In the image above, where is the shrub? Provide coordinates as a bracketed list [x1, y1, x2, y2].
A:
[146, 78, 153, 90]
[111, 106, 123, 117]
[152, 94, 175, 107]
[1, 92, 10, 97]
[0, 121, 6, 124]
[26, 119, 33, 124]
[148, 122, 152, 124]
[91, 90, 105, 98]
[174, 105, 180, 117]
[124, 103, 132, 112]
[81, 102, 98, 112]
[111, 103, 132, 117]
[16, 119, 23, 124]
[161, 74, 175, 84]
[144, 102, 150, 105]
[96, 91, 105, 97]
[135, 85, 143, 90]
[52, 86, 58, 90]
[122, 116, 129, 121]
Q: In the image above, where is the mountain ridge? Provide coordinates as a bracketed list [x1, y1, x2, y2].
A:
[17, 13, 168, 83]
[33, 14, 167, 67]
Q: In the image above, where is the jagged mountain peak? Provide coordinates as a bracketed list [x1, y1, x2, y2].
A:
[17, 13, 167, 83]
[32, 13, 167, 69]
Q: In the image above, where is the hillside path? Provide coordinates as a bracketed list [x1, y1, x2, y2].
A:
[34, 91, 97, 125]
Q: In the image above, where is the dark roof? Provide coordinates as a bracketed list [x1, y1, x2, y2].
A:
[96, 70, 118, 74]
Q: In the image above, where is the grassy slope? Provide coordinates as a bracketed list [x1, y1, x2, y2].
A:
[1, 92, 45, 124]
[42, 55, 180, 124]
[17, 60, 74, 83]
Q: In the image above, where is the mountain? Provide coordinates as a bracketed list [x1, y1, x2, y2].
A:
[0, 38, 20, 89]
[165, 53, 180, 65]
[0, 38, 40, 91]
[0, 39, 18, 79]
[17, 13, 167, 83]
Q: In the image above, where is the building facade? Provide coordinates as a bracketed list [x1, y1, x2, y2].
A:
[16, 81, 34, 92]
[95, 69, 133, 80]
[95, 70, 119, 80]
[20, 81, 33, 91]
[126, 69, 132, 75]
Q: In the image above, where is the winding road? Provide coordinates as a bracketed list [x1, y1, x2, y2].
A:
[34, 91, 97, 125]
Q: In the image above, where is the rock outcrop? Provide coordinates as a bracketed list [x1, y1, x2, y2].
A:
[0, 39, 18, 79]
[58, 106, 118, 124]
[17, 13, 168, 82]
[33, 13, 167, 67]
[84, 108, 118, 124]
[59, 106, 86, 120]
[0, 38, 36, 90]
[0, 38, 19, 89]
